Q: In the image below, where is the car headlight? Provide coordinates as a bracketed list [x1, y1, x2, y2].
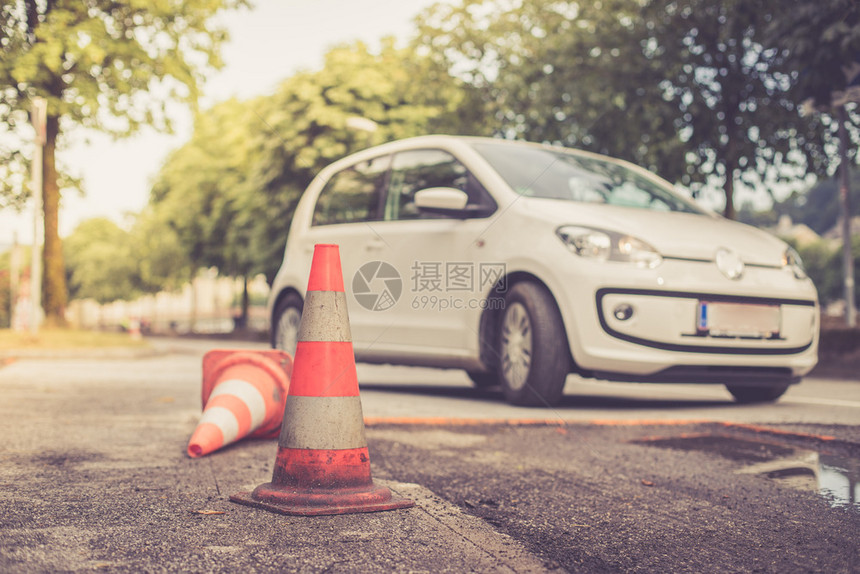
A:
[556, 225, 663, 268]
[782, 246, 807, 280]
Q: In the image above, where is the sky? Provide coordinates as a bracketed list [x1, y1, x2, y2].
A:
[0, 0, 439, 248]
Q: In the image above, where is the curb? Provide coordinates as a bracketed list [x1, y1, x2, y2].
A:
[0, 345, 163, 361]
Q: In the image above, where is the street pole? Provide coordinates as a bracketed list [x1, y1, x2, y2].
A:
[838, 105, 856, 328]
[30, 97, 47, 335]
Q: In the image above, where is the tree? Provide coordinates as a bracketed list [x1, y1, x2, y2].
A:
[0, 0, 242, 325]
[642, 0, 826, 219]
[764, 0, 860, 179]
[771, 0, 860, 112]
[414, 0, 823, 218]
[151, 39, 467, 291]
[792, 236, 860, 307]
[771, 0, 860, 326]
[242, 39, 467, 283]
[61, 210, 188, 313]
[63, 218, 137, 303]
[149, 97, 259, 327]
[414, 0, 685, 161]
[128, 206, 190, 295]
[64, 212, 190, 305]
[150, 98, 256, 273]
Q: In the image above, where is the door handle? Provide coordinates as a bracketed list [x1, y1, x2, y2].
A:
[365, 237, 386, 252]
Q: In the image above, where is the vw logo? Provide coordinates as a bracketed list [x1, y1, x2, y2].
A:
[715, 248, 744, 280]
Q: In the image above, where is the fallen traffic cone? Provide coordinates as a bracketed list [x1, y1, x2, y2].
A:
[187, 349, 293, 458]
[230, 244, 414, 515]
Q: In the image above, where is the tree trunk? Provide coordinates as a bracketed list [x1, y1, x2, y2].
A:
[189, 269, 197, 334]
[723, 162, 736, 220]
[41, 113, 67, 326]
[240, 275, 250, 331]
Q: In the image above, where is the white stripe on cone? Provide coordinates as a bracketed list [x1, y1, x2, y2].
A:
[208, 379, 268, 430]
[197, 406, 240, 444]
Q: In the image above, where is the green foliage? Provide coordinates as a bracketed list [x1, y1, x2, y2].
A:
[0, 146, 30, 211]
[63, 218, 137, 303]
[0, 0, 242, 202]
[150, 97, 257, 277]
[0, 0, 243, 321]
[765, 0, 860, 179]
[791, 238, 840, 303]
[62, 38, 466, 304]
[788, 235, 860, 306]
[128, 207, 190, 293]
[0, 0, 242, 133]
[413, 0, 833, 218]
[414, 0, 686, 163]
[244, 39, 466, 282]
[62, 211, 189, 304]
[771, 0, 860, 110]
[150, 39, 467, 285]
[53, 2, 860, 309]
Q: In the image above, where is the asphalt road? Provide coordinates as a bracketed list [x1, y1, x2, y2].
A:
[0, 338, 858, 573]
[356, 364, 860, 426]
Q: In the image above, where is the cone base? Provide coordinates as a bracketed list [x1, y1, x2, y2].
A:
[229, 482, 414, 516]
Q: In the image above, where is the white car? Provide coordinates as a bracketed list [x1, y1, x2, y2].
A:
[268, 135, 819, 407]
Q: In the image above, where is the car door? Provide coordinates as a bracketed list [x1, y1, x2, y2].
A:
[357, 148, 499, 363]
[297, 153, 391, 344]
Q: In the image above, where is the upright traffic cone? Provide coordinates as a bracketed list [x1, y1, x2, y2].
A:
[187, 349, 293, 458]
[230, 244, 414, 515]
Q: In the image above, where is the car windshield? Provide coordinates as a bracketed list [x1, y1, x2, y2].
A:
[471, 141, 705, 214]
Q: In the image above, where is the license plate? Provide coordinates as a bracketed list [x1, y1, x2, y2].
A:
[697, 301, 781, 338]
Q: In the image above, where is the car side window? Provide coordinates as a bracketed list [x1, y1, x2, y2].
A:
[312, 155, 390, 226]
[384, 149, 492, 221]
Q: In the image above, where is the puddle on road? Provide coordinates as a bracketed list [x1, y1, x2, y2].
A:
[633, 434, 860, 510]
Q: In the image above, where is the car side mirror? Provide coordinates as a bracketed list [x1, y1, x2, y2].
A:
[413, 187, 470, 214]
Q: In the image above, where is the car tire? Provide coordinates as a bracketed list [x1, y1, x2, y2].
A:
[466, 370, 499, 388]
[497, 281, 570, 407]
[725, 383, 790, 404]
[271, 292, 303, 356]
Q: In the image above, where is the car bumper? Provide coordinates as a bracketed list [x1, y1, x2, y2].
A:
[557, 260, 820, 380]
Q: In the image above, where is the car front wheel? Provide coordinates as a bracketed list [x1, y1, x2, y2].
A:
[497, 281, 570, 407]
[271, 293, 303, 356]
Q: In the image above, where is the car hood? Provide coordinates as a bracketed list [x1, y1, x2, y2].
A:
[518, 199, 787, 266]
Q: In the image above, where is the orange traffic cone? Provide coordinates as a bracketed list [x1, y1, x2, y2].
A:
[187, 349, 293, 458]
[230, 244, 414, 515]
